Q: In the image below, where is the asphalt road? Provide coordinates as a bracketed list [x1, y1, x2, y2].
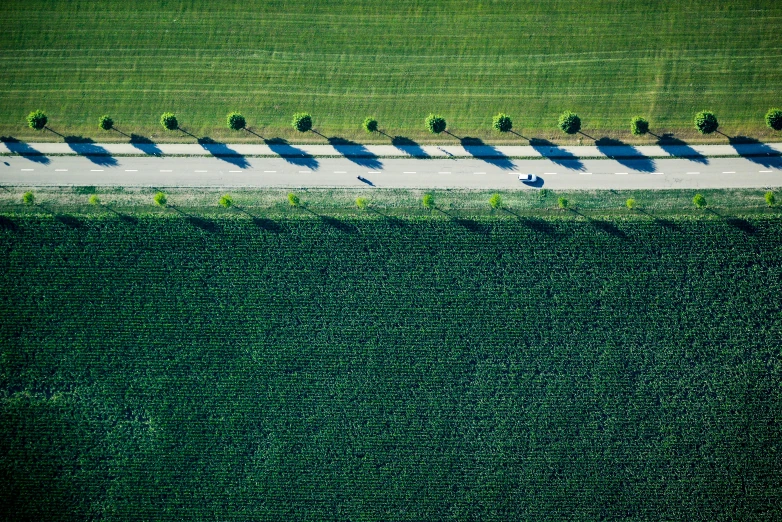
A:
[1, 154, 780, 189]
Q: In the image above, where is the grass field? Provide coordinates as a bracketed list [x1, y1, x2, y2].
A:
[1, 0, 781, 144]
[1, 208, 781, 520]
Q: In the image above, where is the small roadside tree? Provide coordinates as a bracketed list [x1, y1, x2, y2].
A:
[27, 110, 48, 130]
[292, 113, 312, 133]
[425, 114, 447, 134]
[422, 193, 434, 209]
[630, 117, 649, 136]
[558, 111, 581, 134]
[160, 112, 178, 131]
[362, 117, 378, 133]
[22, 191, 35, 205]
[692, 193, 706, 209]
[558, 196, 569, 210]
[489, 193, 503, 209]
[153, 191, 167, 206]
[626, 198, 636, 210]
[226, 112, 246, 131]
[288, 193, 301, 207]
[492, 113, 513, 133]
[98, 115, 114, 131]
[765, 191, 776, 207]
[89, 194, 100, 205]
[219, 194, 233, 208]
[694, 111, 718, 134]
[355, 197, 368, 209]
[765, 108, 782, 131]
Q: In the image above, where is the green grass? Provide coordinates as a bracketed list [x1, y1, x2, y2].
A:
[1, 0, 781, 144]
[1, 211, 781, 520]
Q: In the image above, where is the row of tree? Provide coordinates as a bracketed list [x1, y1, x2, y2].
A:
[25, 108, 782, 136]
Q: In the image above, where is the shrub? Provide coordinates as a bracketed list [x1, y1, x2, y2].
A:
[425, 114, 447, 134]
[694, 111, 718, 134]
[765, 191, 776, 207]
[630, 117, 649, 136]
[558, 196, 569, 209]
[626, 198, 636, 209]
[765, 108, 782, 131]
[539, 188, 550, 199]
[153, 191, 167, 206]
[219, 194, 233, 208]
[422, 193, 434, 209]
[88, 194, 100, 205]
[355, 197, 368, 209]
[98, 115, 114, 131]
[22, 191, 35, 205]
[557, 111, 581, 134]
[692, 194, 706, 208]
[27, 110, 47, 130]
[288, 193, 301, 207]
[362, 117, 378, 133]
[226, 112, 246, 131]
[160, 112, 178, 131]
[292, 113, 312, 133]
[489, 193, 503, 209]
[492, 113, 513, 133]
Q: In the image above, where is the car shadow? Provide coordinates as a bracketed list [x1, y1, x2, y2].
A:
[197, 137, 250, 168]
[529, 138, 585, 171]
[655, 134, 708, 164]
[264, 138, 319, 169]
[327, 137, 383, 169]
[63, 136, 119, 167]
[727, 136, 782, 169]
[0, 137, 51, 164]
[594, 137, 656, 173]
[460, 137, 515, 170]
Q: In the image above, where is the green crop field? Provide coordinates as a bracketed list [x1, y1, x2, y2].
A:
[1, 0, 781, 144]
[1, 207, 781, 520]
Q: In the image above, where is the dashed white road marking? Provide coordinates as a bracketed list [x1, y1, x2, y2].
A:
[579, 172, 592, 175]
[403, 171, 416, 174]
[438, 171, 451, 174]
[367, 171, 381, 174]
[229, 170, 242, 173]
[759, 170, 772, 173]
[21, 168, 34, 171]
[334, 171, 347, 174]
[91, 169, 104, 172]
[298, 170, 311, 174]
[263, 170, 276, 173]
[544, 172, 557, 175]
[195, 170, 207, 173]
[722, 171, 736, 174]
[55, 169, 68, 172]
[160, 169, 172, 172]
[651, 172, 664, 175]
[125, 169, 137, 172]
[615, 172, 628, 175]
[474, 172, 486, 175]
[686, 172, 700, 174]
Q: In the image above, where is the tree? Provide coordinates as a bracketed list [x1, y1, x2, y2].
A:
[288, 193, 301, 207]
[98, 115, 114, 131]
[362, 117, 378, 133]
[227, 112, 246, 131]
[489, 193, 503, 209]
[694, 111, 718, 134]
[27, 110, 47, 130]
[355, 197, 368, 209]
[422, 193, 434, 209]
[22, 191, 35, 205]
[492, 113, 513, 133]
[765, 108, 782, 131]
[558, 111, 581, 134]
[153, 191, 167, 206]
[630, 117, 649, 136]
[626, 198, 636, 210]
[292, 113, 312, 132]
[160, 112, 178, 131]
[765, 191, 776, 207]
[89, 194, 100, 205]
[425, 114, 447, 134]
[558, 196, 569, 209]
[219, 194, 233, 208]
[692, 193, 706, 209]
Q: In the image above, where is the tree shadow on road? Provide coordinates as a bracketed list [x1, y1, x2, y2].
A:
[459, 137, 515, 170]
[327, 137, 383, 169]
[264, 138, 319, 169]
[594, 137, 656, 173]
[0, 137, 51, 164]
[529, 138, 585, 171]
[63, 136, 119, 167]
[726, 136, 782, 169]
[654, 133, 709, 164]
[389, 135, 430, 158]
[130, 135, 163, 156]
[197, 137, 250, 168]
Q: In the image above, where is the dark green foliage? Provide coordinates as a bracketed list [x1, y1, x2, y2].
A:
[630, 116, 649, 136]
[292, 113, 312, 132]
[153, 191, 167, 206]
[489, 193, 502, 209]
[694, 111, 718, 134]
[226, 112, 246, 131]
[219, 194, 233, 208]
[765, 108, 782, 131]
[693, 193, 707, 208]
[1, 215, 782, 521]
[492, 113, 513, 133]
[98, 115, 113, 131]
[765, 191, 775, 207]
[26, 110, 47, 130]
[362, 117, 378, 133]
[425, 114, 447, 134]
[287, 193, 301, 207]
[422, 193, 434, 209]
[558, 111, 581, 134]
[22, 191, 34, 205]
[160, 112, 178, 131]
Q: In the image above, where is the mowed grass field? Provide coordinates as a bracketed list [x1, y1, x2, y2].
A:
[1, 210, 782, 520]
[1, 0, 781, 143]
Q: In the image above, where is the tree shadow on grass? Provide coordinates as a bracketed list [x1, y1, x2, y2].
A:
[367, 206, 406, 228]
[63, 136, 119, 167]
[529, 138, 585, 171]
[389, 135, 429, 158]
[654, 134, 709, 164]
[501, 208, 557, 236]
[264, 138, 319, 169]
[707, 208, 756, 235]
[130, 135, 163, 156]
[0, 215, 19, 231]
[459, 137, 515, 170]
[301, 207, 358, 234]
[233, 206, 284, 232]
[327, 137, 383, 169]
[569, 208, 628, 239]
[101, 204, 138, 225]
[169, 205, 220, 233]
[726, 136, 782, 169]
[35, 202, 84, 229]
[635, 208, 680, 231]
[197, 137, 250, 168]
[0, 137, 51, 164]
[435, 207, 490, 235]
[594, 137, 656, 173]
